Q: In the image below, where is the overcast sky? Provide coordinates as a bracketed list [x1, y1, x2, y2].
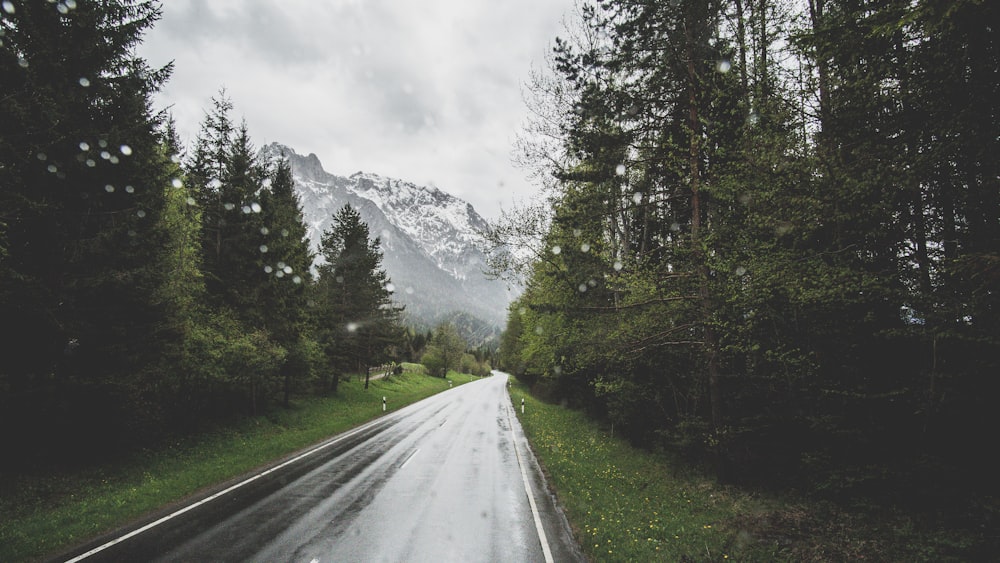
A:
[137, 0, 576, 220]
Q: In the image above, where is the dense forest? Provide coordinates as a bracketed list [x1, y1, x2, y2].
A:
[0, 1, 432, 467]
[492, 0, 998, 515]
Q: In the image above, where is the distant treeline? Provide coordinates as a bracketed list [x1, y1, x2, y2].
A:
[491, 0, 999, 511]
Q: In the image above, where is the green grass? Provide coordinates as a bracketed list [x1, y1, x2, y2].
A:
[510, 379, 771, 561]
[0, 370, 481, 562]
[508, 377, 964, 562]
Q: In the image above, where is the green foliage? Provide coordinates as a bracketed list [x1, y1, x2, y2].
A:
[314, 204, 403, 390]
[421, 322, 467, 377]
[499, 0, 1000, 538]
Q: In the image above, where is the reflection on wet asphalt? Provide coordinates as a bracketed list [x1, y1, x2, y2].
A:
[63, 373, 582, 562]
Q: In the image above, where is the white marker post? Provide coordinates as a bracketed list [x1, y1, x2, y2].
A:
[521, 398, 525, 414]
[382, 396, 386, 412]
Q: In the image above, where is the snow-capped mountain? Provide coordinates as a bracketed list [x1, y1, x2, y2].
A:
[259, 142, 511, 333]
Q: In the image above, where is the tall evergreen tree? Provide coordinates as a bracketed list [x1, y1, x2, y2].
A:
[315, 204, 401, 391]
[0, 0, 175, 458]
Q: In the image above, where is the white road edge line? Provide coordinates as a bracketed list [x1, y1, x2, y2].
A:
[399, 448, 420, 470]
[507, 396, 555, 563]
[63, 416, 387, 562]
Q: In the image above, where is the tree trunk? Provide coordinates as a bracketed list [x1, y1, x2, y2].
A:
[685, 15, 724, 477]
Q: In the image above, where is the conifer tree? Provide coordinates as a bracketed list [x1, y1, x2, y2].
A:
[0, 0, 175, 456]
[315, 205, 401, 391]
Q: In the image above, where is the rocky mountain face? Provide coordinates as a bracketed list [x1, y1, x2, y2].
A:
[259, 143, 511, 339]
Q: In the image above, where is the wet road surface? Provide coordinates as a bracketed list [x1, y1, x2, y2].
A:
[60, 372, 582, 562]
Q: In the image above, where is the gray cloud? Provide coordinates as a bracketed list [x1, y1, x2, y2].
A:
[139, 0, 575, 219]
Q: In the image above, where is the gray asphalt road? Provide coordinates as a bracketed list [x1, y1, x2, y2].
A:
[60, 372, 582, 562]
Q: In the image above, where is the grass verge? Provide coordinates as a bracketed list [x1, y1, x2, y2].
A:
[0, 370, 480, 562]
[509, 377, 969, 562]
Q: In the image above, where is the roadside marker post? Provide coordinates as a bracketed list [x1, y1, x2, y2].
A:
[521, 398, 525, 414]
[382, 396, 386, 412]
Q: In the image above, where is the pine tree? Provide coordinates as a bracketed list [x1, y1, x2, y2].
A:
[0, 0, 176, 457]
[315, 205, 401, 391]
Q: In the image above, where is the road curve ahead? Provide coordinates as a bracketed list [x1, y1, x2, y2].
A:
[61, 372, 582, 563]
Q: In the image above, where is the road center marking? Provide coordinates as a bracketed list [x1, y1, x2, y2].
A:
[399, 448, 420, 470]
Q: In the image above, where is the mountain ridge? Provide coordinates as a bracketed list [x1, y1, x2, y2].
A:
[258, 142, 511, 339]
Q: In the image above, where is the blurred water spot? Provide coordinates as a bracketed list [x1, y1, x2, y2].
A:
[385, 282, 395, 292]
[580, 243, 590, 252]
[120, 144, 132, 156]
[578, 283, 588, 293]
[292, 275, 302, 284]
[104, 184, 114, 193]
[79, 77, 90, 87]
[2, 2, 15, 15]
[185, 197, 196, 206]
[613, 260, 623, 271]
[552, 245, 561, 255]
[125, 185, 134, 193]
[259, 245, 268, 253]
[260, 226, 269, 235]
[224, 203, 235, 211]
[615, 164, 626, 176]
[171, 178, 182, 188]
[264, 265, 273, 273]
[79, 142, 90, 151]
[136, 210, 146, 218]
[36, 152, 47, 161]
[251, 202, 262, 213]
[717, 59, 732, 73]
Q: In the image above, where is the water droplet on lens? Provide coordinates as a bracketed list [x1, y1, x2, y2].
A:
[136, 210, 146, 218]
[260, 226, 269, 235]
[47, 164, 57, 173]
[86, 159, 96, 167]
[292, 275, 302, 284]
[276, 270, 285, 278]
[242, 205, 252, 214]
[224, 203, 235, 211]
[735, 266, 747, 276]
[98, 139, 107, 148]
[552, 245, 561, 255]
[615, 164, 626, 176]
[3, 2, 16, 15]
[581, 243, 590, 252]
[120, 144, 132, 156]
[79, 142, 90, 151]
[57, 3, 68, 14]
[281, 229, 289, 237]
[37, 152, 47, 161]
[578, 284, 588, 292]
[283, 266, 293, 274]
[79, 77, 90, 87]
[264, 265, 273, 273]
[259, 245, 268, 253]
[613, 261, 623, 271]
[66, 0, 76, 8]
[385, 282, 395, 292]
[104, 184, 114, 192]
[125, 185, 134, 193]
[186, 197, 196, 206]
[250, 202, 261, 213]
[717, 59, 731, 73]
[632, 192, 643, 204]
[171, 178, 182, 188]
